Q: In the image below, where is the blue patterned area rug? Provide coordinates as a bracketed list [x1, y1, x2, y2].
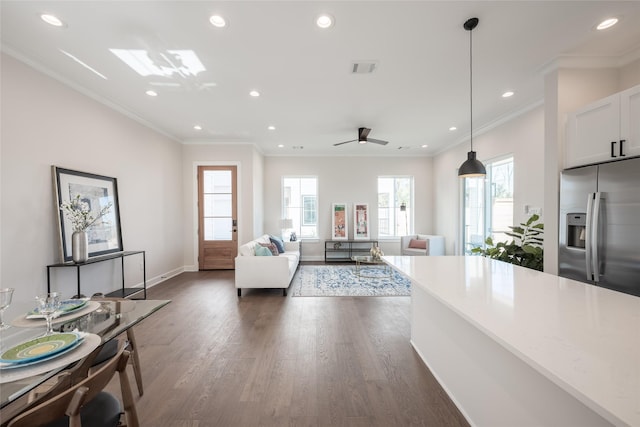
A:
[291, 264, 411, 297]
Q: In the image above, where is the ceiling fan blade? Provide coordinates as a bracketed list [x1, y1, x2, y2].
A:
[333, 139, 357, 146]
[367, 138, 389, 146]
[359, 127, 371, 140]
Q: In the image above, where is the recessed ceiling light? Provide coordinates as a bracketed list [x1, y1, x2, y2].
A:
[249, 90, 260, 97]
[597, 18, 618, 30]
[502, 91, 514, 98]
[316, 14, 334, 29]
[278, 144, 284, 148]
[422, 144, 429, 148]
[41, 14, 66, 27]
[268, 126, 276, 130]
[449, 126, 457, 131]
[209, 15, 226, 28]
[145, 90, 158, 97]
[194, 125, 202, 130]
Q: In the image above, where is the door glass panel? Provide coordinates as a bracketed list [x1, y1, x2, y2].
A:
[204, 218, 233, 240]
[462, 157, 513, 254]
[464, 177, 485, 254]
[204, 194, 232, 217]
[203, 171, 231, 193]
[202, 170, 233, 241]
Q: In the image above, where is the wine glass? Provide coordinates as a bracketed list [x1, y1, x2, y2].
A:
[0, 288, 15, 330]
[35, 292, 60, 335]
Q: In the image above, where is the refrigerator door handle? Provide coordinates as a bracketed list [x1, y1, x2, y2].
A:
[592, 192, 602, 282]
[585, 194, 594, 281]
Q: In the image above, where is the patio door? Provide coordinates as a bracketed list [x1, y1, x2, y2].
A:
[198, 166, 237, 270]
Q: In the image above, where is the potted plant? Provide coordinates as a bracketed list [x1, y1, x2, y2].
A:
[471, 214, 544, 271]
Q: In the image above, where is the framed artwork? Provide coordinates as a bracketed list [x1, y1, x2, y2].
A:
[331, 203, 348, 240]
[53, 166, 123, 262]
[354, 203, 369, 239]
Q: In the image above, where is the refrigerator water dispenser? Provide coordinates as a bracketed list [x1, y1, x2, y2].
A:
[566, 214, 586, 249]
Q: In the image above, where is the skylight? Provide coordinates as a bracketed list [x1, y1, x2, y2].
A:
[110, 49, 206, 77]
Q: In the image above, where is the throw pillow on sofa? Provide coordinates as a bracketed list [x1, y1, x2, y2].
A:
[259, 242, 279, 256]
[255, 245, 273, 256]
[269, 235, 285, 253]
[409, 239, 428, 250]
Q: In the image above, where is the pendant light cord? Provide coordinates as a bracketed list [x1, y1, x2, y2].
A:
[469, 24, 473, 152]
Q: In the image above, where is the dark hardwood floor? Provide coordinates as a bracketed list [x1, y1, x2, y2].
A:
[113, 268, 469, 426]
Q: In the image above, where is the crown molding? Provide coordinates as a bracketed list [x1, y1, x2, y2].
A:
[537, 46, 640, 76]
[432, 99, 544, 158]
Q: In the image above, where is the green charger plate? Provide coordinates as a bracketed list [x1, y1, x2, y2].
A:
[0, 333, 79, 364]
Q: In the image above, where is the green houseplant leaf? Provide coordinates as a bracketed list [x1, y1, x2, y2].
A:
[472, 214, 544, 271]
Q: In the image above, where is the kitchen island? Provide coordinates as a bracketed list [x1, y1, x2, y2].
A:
[383, 255, 639, 427]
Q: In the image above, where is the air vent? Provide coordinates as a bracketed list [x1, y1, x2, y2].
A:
[397, 146, 410, 150]
[293, 146, 304, 150]
[351, 61, 378, 74]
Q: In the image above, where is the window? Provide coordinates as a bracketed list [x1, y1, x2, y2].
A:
[378, 176, 413, 238]
[462, 156, 513, 254]
[282, 177, 318, 239]
[302, 195, 316, 225]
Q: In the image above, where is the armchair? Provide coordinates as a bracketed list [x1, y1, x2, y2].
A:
[400, 234, 445, 256]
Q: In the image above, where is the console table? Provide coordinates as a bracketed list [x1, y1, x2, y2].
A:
[47, 251, 146, 299]
[324, 240, 378, 262]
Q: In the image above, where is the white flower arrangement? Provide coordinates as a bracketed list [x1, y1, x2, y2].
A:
[60, 194, 113, 233]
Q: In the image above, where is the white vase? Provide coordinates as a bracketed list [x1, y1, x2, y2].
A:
[72, 231, 89, 263]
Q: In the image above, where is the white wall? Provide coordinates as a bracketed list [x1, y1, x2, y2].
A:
[0, 53, 184, 319]
[180, 143, 263, 270]
[433, 106, 545, 255]
[263, 156, 434, 260]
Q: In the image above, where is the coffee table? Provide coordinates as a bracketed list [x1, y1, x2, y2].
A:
[352, 255, 391, 278]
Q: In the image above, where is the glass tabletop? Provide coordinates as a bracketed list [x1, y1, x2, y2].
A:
[0, 298, 170, 409]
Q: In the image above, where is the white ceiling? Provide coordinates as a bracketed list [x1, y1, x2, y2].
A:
[2, 1, 640, 157]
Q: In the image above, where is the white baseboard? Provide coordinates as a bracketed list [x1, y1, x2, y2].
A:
[128, 266, 185, 291]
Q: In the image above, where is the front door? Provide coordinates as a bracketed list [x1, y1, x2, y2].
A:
[198, 166, 237, 270]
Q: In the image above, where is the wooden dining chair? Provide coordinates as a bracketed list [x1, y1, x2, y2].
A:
[91, 297, 144, 396]
[7, 346, 139, 427]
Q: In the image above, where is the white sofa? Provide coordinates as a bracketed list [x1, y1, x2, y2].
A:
[400, 234, 445, 256]
[235, 234, 300, 297]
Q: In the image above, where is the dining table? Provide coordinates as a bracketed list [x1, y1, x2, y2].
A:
[0, 297, 170, 425]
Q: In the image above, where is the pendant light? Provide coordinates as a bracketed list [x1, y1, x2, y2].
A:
[458, 17, 486, 178]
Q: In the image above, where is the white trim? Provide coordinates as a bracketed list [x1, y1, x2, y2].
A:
[192, 161, 242, 270]
[538, 48, 640, 76]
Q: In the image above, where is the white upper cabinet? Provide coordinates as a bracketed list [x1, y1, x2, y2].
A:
[566, 84, 640, 168]
[620, 84, 640, 160]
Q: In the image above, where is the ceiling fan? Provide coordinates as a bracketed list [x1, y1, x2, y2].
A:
[334, 127, 389, 146]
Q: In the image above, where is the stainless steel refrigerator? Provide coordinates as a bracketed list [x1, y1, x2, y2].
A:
[559, 156, 640, 297]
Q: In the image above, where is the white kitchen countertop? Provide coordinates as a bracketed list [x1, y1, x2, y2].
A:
[383, 255, 640, 426]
